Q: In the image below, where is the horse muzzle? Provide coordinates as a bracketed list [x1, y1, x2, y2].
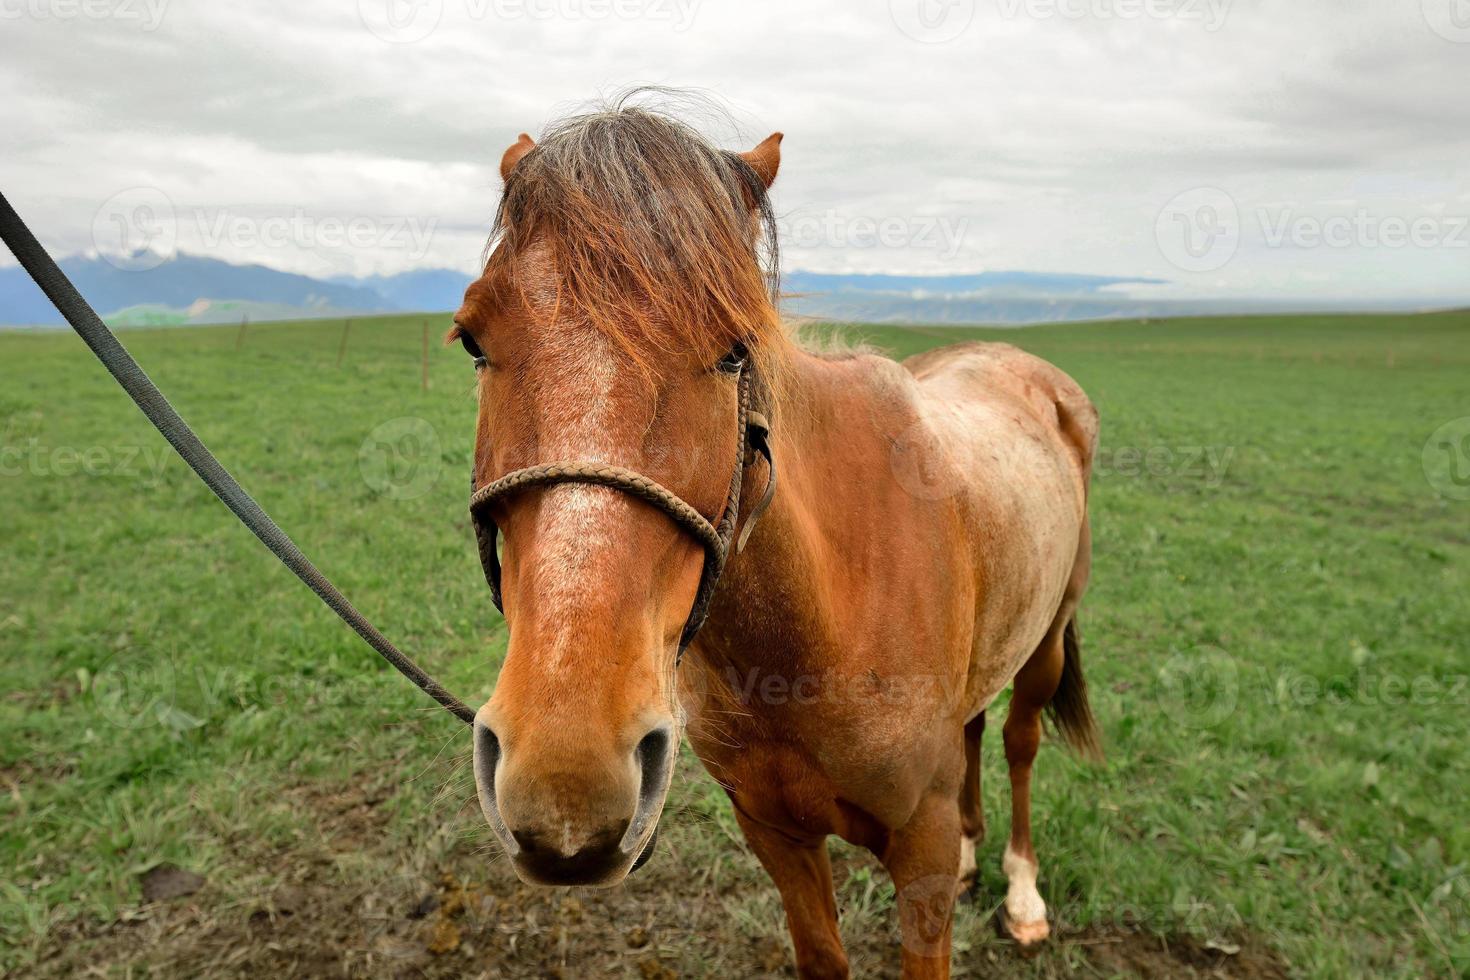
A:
[472, 716, 674, 886]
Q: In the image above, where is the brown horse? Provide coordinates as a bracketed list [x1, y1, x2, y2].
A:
[453, 102, 1101, 978]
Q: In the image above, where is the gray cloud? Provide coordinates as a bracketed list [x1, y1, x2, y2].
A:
[0, 0, 1466, 298]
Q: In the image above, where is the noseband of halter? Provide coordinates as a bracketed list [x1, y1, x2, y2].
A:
[467, 358, 776, 660]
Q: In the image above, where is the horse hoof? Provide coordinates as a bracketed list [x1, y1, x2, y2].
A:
[995, 908, 1049, 949]
[955, 873, 979, 904]
[1008, 916, 1049, 947]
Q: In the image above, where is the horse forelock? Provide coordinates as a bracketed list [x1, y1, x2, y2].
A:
[484, 97, 789, 389]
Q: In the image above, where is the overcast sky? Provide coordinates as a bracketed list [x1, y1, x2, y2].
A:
[2, 0, 1468, 301]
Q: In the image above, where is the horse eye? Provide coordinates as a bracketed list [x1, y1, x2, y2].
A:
[459, 331, 487, 367]
[715, 345, 748, 374]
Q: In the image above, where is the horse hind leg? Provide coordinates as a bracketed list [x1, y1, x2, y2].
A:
[1000, 622, 1064, 946]
[956, 711, 985, 898]
[1000, 604, 1101, 946]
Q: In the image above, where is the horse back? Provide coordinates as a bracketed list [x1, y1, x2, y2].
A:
[903, 341, 1097, 482]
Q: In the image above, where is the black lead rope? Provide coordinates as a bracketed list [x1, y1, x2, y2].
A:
[0, 191, 476, 726]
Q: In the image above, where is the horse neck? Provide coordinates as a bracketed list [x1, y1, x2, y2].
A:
[697, 348, 865, 678]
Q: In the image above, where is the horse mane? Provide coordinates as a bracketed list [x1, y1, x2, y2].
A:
[485, 92, 790, 382]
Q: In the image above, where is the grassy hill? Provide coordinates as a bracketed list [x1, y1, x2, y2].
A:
[2, 311, 1467, 977]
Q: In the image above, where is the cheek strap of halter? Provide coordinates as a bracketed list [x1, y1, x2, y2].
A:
[468, 366, 775, 661]
[737, 410, 775, 555]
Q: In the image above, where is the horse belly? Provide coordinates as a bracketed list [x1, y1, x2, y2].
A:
[930, 397, 1086, 714]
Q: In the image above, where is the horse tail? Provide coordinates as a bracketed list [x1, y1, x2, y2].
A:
[1046, 616, 1103, 761]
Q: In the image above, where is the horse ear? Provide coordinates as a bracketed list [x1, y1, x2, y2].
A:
[738, 132, 783, 190]
[500, 133, 535, 182]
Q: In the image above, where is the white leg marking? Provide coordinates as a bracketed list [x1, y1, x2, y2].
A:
[958, 834, 977, 884]
[1002, 844, 1049, 944]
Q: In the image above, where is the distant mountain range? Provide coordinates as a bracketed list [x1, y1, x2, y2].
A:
[778, 271, 1460, 324]
[782, 270, 1172, 325]
[326, 268, 474, 313]
[0, 252, 463, 328]
[1, 252, 1459, 328]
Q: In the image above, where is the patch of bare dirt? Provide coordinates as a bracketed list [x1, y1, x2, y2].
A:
[1066, 929, 1289, 979]
[139, 864, 207, 904]
[23, 778, 1290, 979]
[27, 779, 776, 979]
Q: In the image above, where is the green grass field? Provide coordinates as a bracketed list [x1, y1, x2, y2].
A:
[2, 311, 1467, 977]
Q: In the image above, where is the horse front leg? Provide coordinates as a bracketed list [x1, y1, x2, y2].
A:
[732, 807, 850, 980]
[880, 792, 963, 979]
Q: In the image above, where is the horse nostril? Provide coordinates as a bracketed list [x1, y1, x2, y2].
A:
[634, 723, 674, 809]
[472, 720, 503, 823]
[475, 721, 502, 773]
[636, 725, 671, 775]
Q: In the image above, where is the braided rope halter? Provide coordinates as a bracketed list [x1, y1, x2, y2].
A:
[468, 355, 775, 660]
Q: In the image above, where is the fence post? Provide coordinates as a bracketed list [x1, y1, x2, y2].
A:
[235, 314, 249, 351]
[421, 320, 430, 392]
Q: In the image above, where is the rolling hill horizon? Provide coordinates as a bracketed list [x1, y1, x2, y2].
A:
[2, 250, 1464, 329]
